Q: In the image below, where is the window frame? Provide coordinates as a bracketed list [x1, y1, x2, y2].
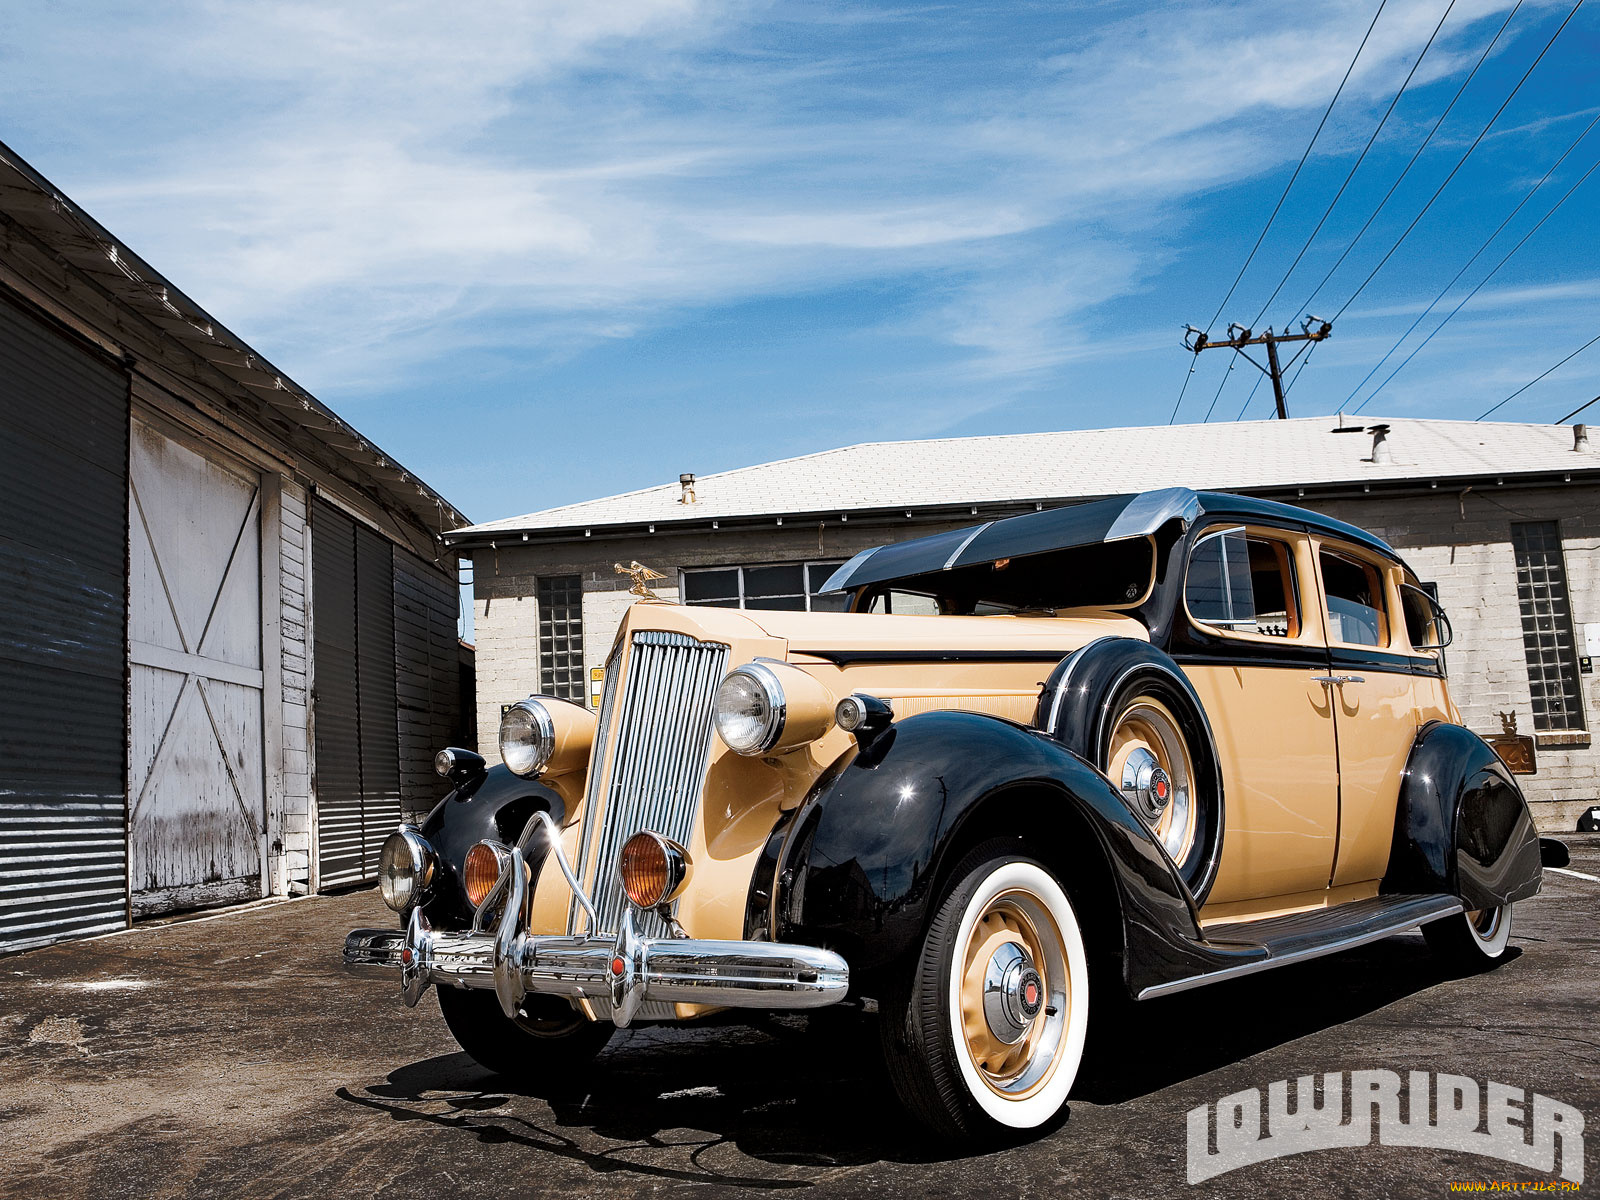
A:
[1181, 522, 1313, 647]
[536, 573, 585, 703]
[1313, 542, 1394, 652]
[1509, 520, 1587, 733]
[679, 560, 848, 613]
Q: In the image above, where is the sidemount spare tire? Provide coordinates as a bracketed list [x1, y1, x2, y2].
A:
[1035, 638, 1224, 903]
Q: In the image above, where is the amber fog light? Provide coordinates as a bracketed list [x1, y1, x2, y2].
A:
[463, 841, 508, 910]
[619, 831, 691, 910]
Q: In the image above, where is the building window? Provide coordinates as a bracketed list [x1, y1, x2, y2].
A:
[1510, 521, 1585, 732]
[538, 575, 585, 702]
[681, 561, 848, 612]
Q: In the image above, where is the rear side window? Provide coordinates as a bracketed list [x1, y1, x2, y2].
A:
[867, 589, 941, 615]
[1320, 550, 1389, 647]
[1185, 529, 1299, 638]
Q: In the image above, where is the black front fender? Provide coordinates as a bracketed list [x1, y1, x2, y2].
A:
[772, 710, 1233, 998]
[1383, 721, 1542, 909]
[418, 764, 568, 927]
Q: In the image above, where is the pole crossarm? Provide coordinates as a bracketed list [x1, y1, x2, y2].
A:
[1181, 317, 1333, 419]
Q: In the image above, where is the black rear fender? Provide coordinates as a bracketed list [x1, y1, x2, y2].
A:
[1383, 721, 1542, 909]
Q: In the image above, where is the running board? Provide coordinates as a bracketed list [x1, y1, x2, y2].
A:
[1137, 893, 1464, 1000]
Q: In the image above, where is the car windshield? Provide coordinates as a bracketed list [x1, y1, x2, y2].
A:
[856, 536, 1155, 615]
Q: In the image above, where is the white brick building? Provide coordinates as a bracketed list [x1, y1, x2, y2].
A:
[450, 416, 1600, 832]
[0, 141, 470, 952]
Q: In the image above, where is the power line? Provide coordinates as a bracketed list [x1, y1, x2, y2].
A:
[1168, 355, 1199, 424]
[1329, 0, 1586, 323]
[1199, 0, 1389, 337]
[1557, 394, 1600, 423]
[1348, 109, 1600, 411]
[1248, 0, 1458, 330]
[1202, 351, 1241, 422]
[1285, 0, 1527, 323]
[1282, 339, 1322, 400]
[1234, 373, 1266, 421]
[1476, 330, 1600, 420]
[1353, 148, 1600, 413]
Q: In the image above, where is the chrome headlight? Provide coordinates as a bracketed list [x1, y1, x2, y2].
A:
[499, 698, 557, 777]
[378, 825, 435, 912]
[714, 662, 787, 755]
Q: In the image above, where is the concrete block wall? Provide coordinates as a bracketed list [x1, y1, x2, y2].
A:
[270, 479, 313, 894]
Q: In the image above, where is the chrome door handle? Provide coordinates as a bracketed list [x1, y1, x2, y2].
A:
[1312, 675, 1366, 686]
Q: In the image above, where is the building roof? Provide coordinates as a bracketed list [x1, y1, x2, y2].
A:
[450, 415, 1596, 543]
[0, 140, 466, 542]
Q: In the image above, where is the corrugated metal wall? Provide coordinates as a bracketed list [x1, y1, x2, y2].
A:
[310, 500, 365, 886]
[353, 522, 401, 848]
[394, 549, 463, 818]
[0, 297, 131, 953]
[313, 502, 457, 885]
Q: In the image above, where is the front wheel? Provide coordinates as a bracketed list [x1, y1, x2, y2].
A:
[437, 986, 613, 1077]
[881, 844, 1090, 1139]
[1423, 904, 1513, 971]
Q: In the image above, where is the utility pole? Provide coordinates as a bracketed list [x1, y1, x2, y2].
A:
[1182, 316, 1333, 419]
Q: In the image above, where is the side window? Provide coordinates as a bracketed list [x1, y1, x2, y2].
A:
[1400, 583, 1450, 651]
[868, 589, 940, 615]
[1185, 529, 1299, 638]
[1320, 550, 1389, 647]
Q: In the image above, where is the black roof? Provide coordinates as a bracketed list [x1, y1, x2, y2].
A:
[821, 487, 1403, 593]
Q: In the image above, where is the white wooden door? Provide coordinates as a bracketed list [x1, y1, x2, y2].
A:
[128, 419, 264, 915]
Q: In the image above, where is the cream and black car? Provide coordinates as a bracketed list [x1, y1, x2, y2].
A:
[344, 487, 1557, 1140]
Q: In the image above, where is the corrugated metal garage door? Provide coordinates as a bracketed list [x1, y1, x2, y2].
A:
[0, 297, 130, 953]
[312, 500, 401, 887]
[393, 550, 463, 818]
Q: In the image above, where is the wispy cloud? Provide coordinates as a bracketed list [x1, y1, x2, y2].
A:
[3, 0, 1594, 510]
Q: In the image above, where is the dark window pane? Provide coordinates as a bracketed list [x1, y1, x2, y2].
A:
[683, 569, 740, 603]
[746, 594, 807, 611]
[744, 564, 805, 598]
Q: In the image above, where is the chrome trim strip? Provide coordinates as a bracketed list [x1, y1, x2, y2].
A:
[942, 520, 994, 570]
[517, 809, 599, 932]
[1136, 896, 1464, 1000]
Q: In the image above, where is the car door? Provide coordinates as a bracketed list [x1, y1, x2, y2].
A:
[1310, 540, 1426, 888]
[1175, 523, 1341, 905]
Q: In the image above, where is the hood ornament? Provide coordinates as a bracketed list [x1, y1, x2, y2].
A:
[615, 560, 667, 600]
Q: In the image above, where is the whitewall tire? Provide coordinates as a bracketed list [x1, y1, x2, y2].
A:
[1423, 903, 1513, 969]
[881, 843, 1091, 1138]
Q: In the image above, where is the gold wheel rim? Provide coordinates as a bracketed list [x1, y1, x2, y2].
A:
[956, 888, 1069, 1100]
[1108, 697, 1197, 864]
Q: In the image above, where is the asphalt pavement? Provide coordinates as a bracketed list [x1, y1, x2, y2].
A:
[3, 838, 1596, 1199]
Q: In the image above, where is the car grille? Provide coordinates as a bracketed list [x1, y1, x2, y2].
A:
[568, 628, 729, 942]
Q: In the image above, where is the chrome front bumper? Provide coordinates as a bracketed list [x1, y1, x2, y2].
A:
[342, 838, 848, 1028]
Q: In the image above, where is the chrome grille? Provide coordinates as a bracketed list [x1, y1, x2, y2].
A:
[569, 629, 728, 940]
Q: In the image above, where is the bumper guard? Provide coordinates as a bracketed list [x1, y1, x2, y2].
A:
[342, 819, 848, 1028]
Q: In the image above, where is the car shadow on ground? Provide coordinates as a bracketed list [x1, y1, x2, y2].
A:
[335, 932, 1499, 1182]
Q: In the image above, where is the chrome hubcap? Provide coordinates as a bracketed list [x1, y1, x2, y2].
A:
[982, 940, 1044, 1045]
[1121, 746, 1172, 822]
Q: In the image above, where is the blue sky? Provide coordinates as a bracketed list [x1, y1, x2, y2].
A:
[3, 0, 1597, 525]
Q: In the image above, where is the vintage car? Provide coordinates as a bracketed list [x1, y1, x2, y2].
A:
[344, 487, 1559, 1140]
